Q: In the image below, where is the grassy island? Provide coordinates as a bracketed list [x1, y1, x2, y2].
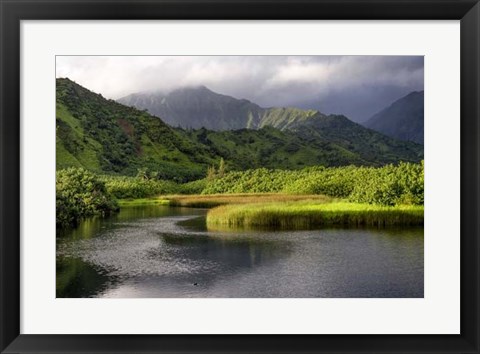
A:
[206, 201, 424, 230]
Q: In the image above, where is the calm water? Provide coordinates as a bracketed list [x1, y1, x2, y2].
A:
[57, 205, 424, 298]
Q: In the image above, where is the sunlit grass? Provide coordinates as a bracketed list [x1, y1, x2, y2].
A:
[118, 198, 170, 207]
[119, 193, 332, 208]
[206, 201, 424, 230]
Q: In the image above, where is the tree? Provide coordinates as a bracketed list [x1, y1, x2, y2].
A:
[206, 165, 216, 181]
[218, 158, 226, 178]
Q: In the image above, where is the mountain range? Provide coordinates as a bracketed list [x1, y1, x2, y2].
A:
[57, 78, 423, 180]
[118, 86, 425, 145]
[118, 86, 325, 131]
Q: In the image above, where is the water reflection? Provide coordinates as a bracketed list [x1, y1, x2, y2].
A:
[57, 205, 424, 298]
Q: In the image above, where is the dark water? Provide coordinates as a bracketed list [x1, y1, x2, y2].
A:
[57, 205, 424, 298]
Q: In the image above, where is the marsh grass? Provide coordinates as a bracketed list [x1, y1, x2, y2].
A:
[120, 193, 332, 208]
[206, 201, 424, 230]
[117, 198, 170, 207]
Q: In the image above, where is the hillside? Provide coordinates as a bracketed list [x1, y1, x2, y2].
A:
[56, 78, 215, 180]
[363, 91, 424, 144]
[57, 78, 423, 180]
[289, 114, 422, 164]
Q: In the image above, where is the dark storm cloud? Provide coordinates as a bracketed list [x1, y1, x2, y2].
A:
[56, 55, 423, 122]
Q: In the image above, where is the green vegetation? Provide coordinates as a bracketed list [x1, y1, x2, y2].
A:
[206, 202, 424, 230]
[99, 174, 207, 199]
[57, 78, 423, 181]
[117, 198, 170, 207]
[100, 175, 179, 199]
[155, 193, 331, 208]
[56, 79, 424, 232]
[56, 168, 118, 229]
[203, 161, 424, 206]
[259, 107, 319, 130]
[98, 161, 423, 208]
[57, 161, 423, 230]
[56, 78, 213, 180]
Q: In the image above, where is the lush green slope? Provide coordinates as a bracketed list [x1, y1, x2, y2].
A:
[290, 114, 423, 165]
[57, 78, 423, 179]
[364, 91, 424, 144]
[184, 126, 357, 170]
[56, 78, 215, 180]
[259, 107, 320, 130]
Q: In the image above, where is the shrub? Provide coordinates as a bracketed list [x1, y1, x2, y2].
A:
[100, 175, 180, 199]
[202, 162, 424, 206]
[178, 178, 207, 194]
[56, 168, 118, 229]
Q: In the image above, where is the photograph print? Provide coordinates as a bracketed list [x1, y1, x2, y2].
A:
[56, 55, 424, 298]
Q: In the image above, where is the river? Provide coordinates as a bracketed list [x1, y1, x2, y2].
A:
[57, 205, 424, 298]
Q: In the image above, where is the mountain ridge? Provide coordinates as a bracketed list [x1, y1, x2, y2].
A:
[118, 86, 330, 131]
[57, 78, 423, 181]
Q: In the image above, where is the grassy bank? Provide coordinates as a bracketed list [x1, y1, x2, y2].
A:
[117, 198, 170, 207]
[99, 162, 423, 207]
[119, 193, 331, 208]
[206, 201, 424, 230]
[58, 162, 424, 231]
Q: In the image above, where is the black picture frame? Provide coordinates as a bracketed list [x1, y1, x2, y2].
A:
[1, 0, 479, 353]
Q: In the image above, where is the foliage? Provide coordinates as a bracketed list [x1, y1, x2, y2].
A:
[57, 78, 423, 180]
[348, 161, 424, 205]
[56, 168, 118, 228]
[206, 166, 216, 181]
[100, 175, 180, 199]
[178, 178, 208, 195]
[203, 162, 424, 206]
[56, 78, 212, 181]
[218, 158, 226, 178]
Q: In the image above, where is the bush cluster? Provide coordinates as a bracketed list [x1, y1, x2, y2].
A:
[202, 162, 424, 206]
[56, 168, 118, 228]
[101, 175, 179, 199]
[56, 162, 423, 229]
[99, 175, 207, 199]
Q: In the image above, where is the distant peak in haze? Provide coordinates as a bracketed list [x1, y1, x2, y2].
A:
[363, 91, 424, 144]
[171, 84, 210, 92]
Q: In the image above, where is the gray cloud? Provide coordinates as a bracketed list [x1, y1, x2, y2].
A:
[56, 55, 423, 122]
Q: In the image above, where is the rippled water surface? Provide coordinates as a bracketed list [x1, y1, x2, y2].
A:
[57, 205, 424, 298]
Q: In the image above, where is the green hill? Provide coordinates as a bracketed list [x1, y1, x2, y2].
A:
[57, 78, 423, 180]
[56, 78, 215, 181]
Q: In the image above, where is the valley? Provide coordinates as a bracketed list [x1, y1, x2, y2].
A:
[55, 57, 425, 299]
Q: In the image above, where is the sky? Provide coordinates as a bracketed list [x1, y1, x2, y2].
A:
[56, 55, 423, 122]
